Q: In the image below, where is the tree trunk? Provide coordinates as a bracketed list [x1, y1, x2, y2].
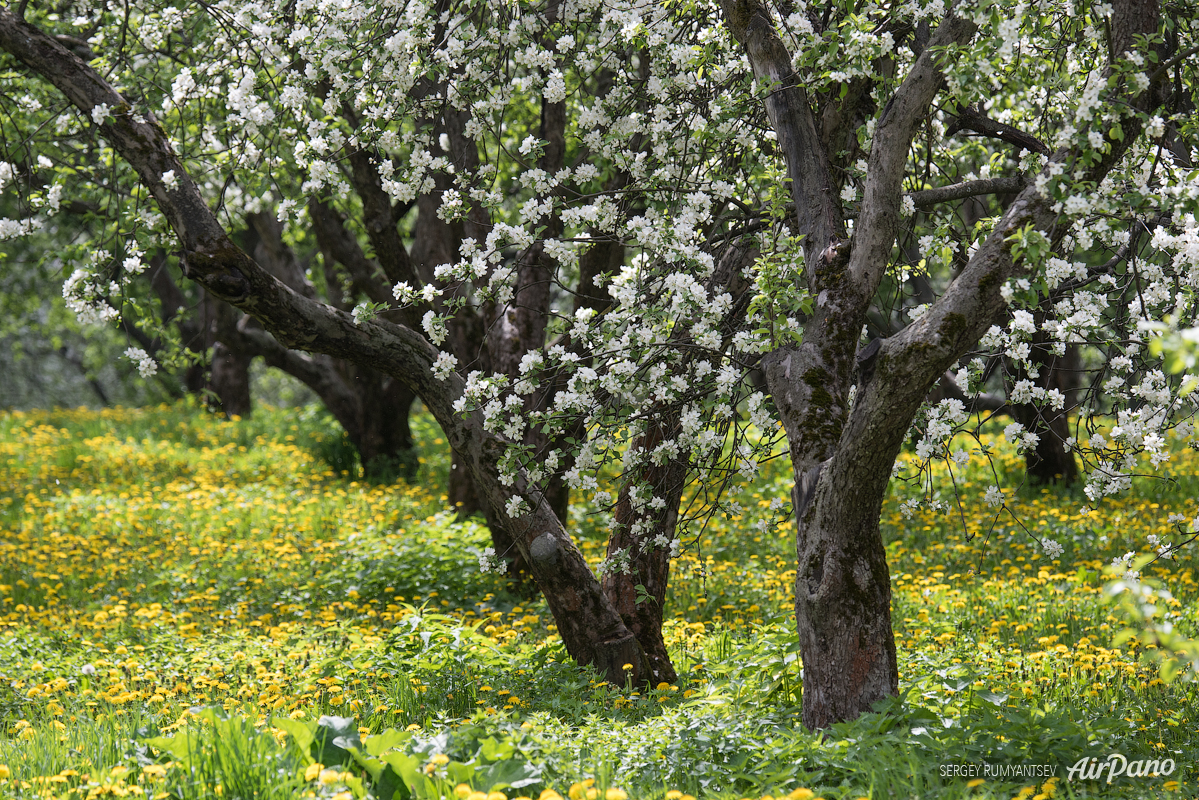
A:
[725, 0, 979, 728]
[356, 367, 419, 482]
[791, 460, 899, 729]
[1010, 309, 1078, 485]
[209, 340, 253, 418]
[600, 417, 685, 686]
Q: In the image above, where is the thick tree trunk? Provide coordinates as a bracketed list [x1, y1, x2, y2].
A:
[726, 0, 979, 728]
[791, 461, 899, 729]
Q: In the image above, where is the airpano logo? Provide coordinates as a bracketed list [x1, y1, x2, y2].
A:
[1066, 753, 1177, 783]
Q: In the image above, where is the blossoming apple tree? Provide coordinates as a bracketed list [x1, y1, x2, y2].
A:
[1, 0, 1196, 728]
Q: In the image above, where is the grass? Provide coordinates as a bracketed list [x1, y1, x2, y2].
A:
[0, 401, 1196, 799]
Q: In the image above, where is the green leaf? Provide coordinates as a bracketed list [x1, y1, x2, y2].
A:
[143, 732, 197, 766]
[272, 715, 317, 762]
[380, 751, 435, 798]
[472, 758, 543, 791]
[364, 728, 413, 757]
[315, 714, 361, 766]
[478, 736, 516, 761]
[975, 690, 1009, 706]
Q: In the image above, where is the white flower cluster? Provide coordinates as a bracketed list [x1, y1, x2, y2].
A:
[124, 347, 158, 378]
[1003, 421, 1040, 454]
[432, 352, 457, 381]
[63, 259, 120, 326]
[913, 398, 968, 460]
[1111, 551, 1140, 583]
[477, 547, 503, 573]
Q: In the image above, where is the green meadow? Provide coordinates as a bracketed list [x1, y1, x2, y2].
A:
[0, 403, 1195, 800]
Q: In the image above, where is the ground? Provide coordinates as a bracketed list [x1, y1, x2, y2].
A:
[0, 402, 1195, 799]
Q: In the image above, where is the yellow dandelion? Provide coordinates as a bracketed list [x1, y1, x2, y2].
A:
[142, 764, 167, 781]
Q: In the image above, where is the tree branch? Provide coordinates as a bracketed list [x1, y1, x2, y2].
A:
[945, 105, 1050, 155]
[719, 0, 842, 268]
[848, 13, 978, 291]
[909, 176, 1027, 209]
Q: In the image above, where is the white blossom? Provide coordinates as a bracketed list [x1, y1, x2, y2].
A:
[124, 347, 157, 378]
[432, 351, 457, 381]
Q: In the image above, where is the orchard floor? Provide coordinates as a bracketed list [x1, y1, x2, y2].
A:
[0, 403, 1196, 799]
